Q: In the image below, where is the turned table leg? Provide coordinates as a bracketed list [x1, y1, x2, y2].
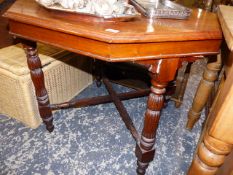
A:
[186, 56, 222, 130]
[136, 81, 167, 175]
[93, 60, 103, 87]
[188, 133, 233, 175]
[172, 61, 191, 108]
[136, 58, 180, 175]
[22, 41, 54, 132]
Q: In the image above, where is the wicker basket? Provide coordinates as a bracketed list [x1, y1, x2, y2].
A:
[0, 44, 93, 128]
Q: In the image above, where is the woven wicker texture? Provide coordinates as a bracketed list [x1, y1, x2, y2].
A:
[0, 43, 68, 75]
[0, 44, 93, 128]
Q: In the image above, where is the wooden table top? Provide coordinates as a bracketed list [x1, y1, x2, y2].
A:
[4, 0, 222, 62]
[4, 0, 222, 43]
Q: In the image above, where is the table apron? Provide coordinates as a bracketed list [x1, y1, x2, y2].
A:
[9, 20, 221, 62]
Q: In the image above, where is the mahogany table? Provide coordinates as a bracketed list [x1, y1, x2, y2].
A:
[4, 0, 222, 174]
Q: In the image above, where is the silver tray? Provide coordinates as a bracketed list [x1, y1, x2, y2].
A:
[36, 1, 141, 20]
[129, 0, 192, 19]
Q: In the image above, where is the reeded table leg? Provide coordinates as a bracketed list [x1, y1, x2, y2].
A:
[187, 56, 221, 130]
[136, 58, 180, 175]
[22, 40, 54, 132]
[136, 81, 167, 175]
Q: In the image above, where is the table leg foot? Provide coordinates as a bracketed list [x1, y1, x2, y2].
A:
[135, 143, 155, 175]
[136, 160, 149, 175]
[22, 40, 54, 132]
[44, 117, 54, 132]
[47, 126, 54, 133]
[186, 110, 201, 130]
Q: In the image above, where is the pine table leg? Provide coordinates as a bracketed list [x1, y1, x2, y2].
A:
[186, 56, 221, 130]
[188, 133, 233, 175]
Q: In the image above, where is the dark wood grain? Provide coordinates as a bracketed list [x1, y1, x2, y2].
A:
[3, 0, 223, 174]
[6, 20, 221, 62]
[4, 0, 222, 43]
[136, 58, 180, 174]
[50, 89, 150, 110]
[22, 40, 54, 132]
[3, 0, 222, 62]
